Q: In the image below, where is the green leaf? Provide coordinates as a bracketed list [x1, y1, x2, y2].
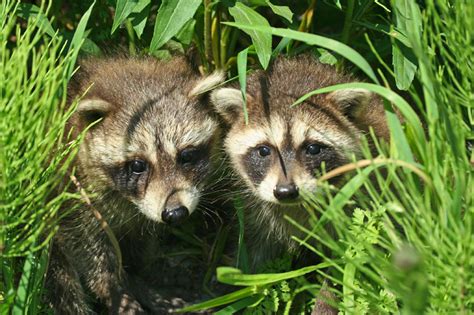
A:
[217, 264, 323, 286]
[149, 0, 201, 52]
[112, 0, 139, 34]
[228, 3, 272, 69]
[178, 287, 258, 312]
[175, 18, 196, 45]
[223, 23, 378, 83]
[66, 1, 96, 80]
[392, 0, 421, 90]
[130, 0, 151, 38]
[214, 295, 265, 315]
[237, 48, 249, 126]
[80, 38, 102, 56]
[266, 1, 293, 23]
[315, 48, 337, 65]
[16, 4, 55, 37]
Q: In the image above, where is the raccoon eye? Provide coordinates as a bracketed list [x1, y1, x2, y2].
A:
[306, 143, 322, 155]
[129, 159, 147, 174]
[257, 145, 271, 157]
[179, 147, 201, 165]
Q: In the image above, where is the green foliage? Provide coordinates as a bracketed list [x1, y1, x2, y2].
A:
[0, 0, 93, 312]
[1, 0, 472, 313]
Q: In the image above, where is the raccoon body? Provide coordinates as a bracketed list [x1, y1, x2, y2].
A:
[46, 57, 223, 314]
[211, 55, 390, 269]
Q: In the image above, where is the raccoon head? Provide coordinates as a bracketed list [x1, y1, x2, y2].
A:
[71, 57, 224, 225]
[211, 57, 387, 206]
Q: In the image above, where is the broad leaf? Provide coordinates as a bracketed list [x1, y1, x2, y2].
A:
[149, 0, 201, 52]
[237, 48, 249, 125]
[266, 1, 293, 23]
[392, 0, 421, 90]
[130, 0, 151, 38]
[112, 0, 139, 34]
[229, 3, 272, 69]
[223, 23, 378, 83]
[66, 1, 96, 79]
[175, 18, 196, 45]
[16, 4, 55, 37]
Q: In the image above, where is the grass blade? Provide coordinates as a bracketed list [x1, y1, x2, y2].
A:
[178, 287, 258, 312]
[216, 264, 324, 286]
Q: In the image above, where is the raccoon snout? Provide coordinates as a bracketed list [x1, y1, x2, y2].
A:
[273, 184, 299, 202]
[161, 206, 189, 225]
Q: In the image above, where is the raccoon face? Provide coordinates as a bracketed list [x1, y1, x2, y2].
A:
[211, 86, 376, 205]
[72, 58, 224, 224]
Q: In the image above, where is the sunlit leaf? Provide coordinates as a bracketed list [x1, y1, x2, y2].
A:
[16, 3, 55, 37]
[229, 2, 272, 69]
[266, 1, 293, 23]
[149, 0, 201, 52]
[223, 23, 378, 82]
[112, 0, 139, 34]
[130, 0, 151, 38]
[392, 0, 421, 90]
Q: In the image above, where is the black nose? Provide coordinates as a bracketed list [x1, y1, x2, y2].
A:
[161, 206, 189, 225]
[273, 184, 299, 201]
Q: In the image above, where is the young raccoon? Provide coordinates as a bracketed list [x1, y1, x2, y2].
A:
[211, 55, 390, 269]
[46, 57, 224, 314]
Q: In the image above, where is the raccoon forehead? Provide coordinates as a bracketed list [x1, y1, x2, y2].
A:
[291, 118, 360, 151]
[175, 117, 218, 149]
[226, 115, 360, 158]
[225, 115, 287, 156]
[119, 113, 217, 161]
[225, 128, 268, 156]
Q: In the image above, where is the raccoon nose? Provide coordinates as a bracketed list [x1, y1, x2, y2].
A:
[273, 184, 299, 201]
[162, 206, 189, 225]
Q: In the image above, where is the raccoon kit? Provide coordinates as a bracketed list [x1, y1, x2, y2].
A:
[211, 55, 390, 269]
[46, 57, 223, 314]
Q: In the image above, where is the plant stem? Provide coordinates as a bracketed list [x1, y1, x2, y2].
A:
[341, 0, 355, 45]
[125, 19, 136, 56]
[204, 0, 213, 71]
[211, 12, 221, 70]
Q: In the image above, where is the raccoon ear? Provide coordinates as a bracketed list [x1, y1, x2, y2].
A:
[210, 88, 247, 123]
[327, 88, 372, 119]
[189, 71, 225, 97]
[76, 99, 112, 124]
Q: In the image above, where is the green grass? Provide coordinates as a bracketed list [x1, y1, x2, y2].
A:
[1, 0, 472, 313]
[0, 1, 92, 312]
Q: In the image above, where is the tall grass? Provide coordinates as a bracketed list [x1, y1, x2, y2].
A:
[1, 0, 472, 313]
[0, 1, 91, 312]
